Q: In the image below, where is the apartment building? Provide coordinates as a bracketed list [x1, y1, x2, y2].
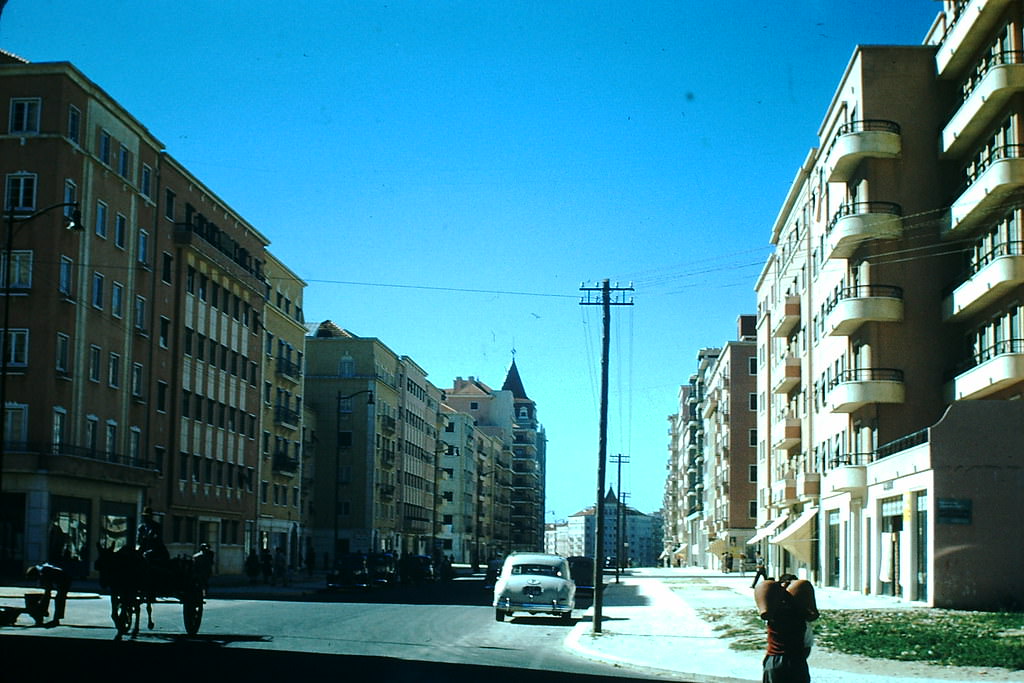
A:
[753, 0, 1024, 609]
[305, 321, 442, 561]
[502, 360, 546, 551]
[256, 252, 307, 568]
[443, 375, 515, 560]
[566, 490, 662, 568]
[662, 384, 691, 566]
[0, 53, 275, 577]
[438, 405, 510, 565]
[702, 317, 758, 568]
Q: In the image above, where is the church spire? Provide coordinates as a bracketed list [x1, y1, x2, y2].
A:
[501, 358, 529, 400]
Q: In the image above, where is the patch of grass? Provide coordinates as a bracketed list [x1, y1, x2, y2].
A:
[814, 609, 1024, 669]
[696, 608, 1024, 669]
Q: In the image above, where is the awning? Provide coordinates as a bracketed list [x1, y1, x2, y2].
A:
[708, 539, 727, 554]
[746, 513, 789, 545]
[770, 507, 819, 564]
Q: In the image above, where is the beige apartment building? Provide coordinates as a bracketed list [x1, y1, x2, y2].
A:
[305, 322, 442, 562]
[256, 252, 307, 568]
[438, 405, 511, 566]
[0, 53, 276, 577]
[502, 360, 546, 551]
[443, 375, 515, 561]
[753, 0, 1024, 609]
[663, 318, 757, 571]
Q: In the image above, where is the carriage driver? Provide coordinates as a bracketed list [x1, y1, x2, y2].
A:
[136, 507, 170, 563]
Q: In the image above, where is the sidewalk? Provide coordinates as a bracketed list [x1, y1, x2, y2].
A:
[563, 567, 1024, 683]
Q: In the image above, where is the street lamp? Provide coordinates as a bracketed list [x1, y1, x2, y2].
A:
[0, 202, 82, 499]
[333, 389, 374, 562]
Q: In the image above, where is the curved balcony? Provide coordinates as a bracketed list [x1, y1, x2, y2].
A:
[826, 202, 903, 259]
[827, 368, 905, 413]
[822, 455, 867, 495]
[771, 295, 801, 339]
[935, 0, 1015, 78]
[824, 285, 904, 336]
[825, 119, 901, 182]
[949, 145, 1024, 237]
[797, 472, 820, 501]
[942, 241, 1024, 321]
[946, 338, 1024, 400]
[943, 52, 1024, 157]
[772, 477, 797, 506]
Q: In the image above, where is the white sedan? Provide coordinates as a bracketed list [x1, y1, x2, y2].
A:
[492, 552, 575, 623]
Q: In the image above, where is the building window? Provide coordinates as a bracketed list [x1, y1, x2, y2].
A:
[95, 200, 108, 238]
[67, 105, 81, 144]
[105, 421, 117, 456]
[749, 357, 757, 375]
[131, 363, 144, 397]
[52, 408, 66, 449]
[164, 188, 175, 221]
[161, 253, 172, 283]
[84, 416, 98, 452]
[749, 501, 757, 518]
[114, 214, 127, 248]
[98, 129, 111, 165]
[748, 428, 757, 447]
[56, 333, 70, 374]
[58, 256, 73, 297]
[108, 353, 120, 388]
[134, 296, 146, 332]
[138, 229, 149, 266]
[118, 145, 131, 179]
[137, 164, 152, 199]
[749, 464, 757, 483]
[159, 317, 170, 348]
[111, 282, 124, 318]
[1, 329, 28, 367]
[748, 393, 757, 411]
[9, 98, 40, 134]
[88, 345, 101, 382]
[198, 274, 207, 301]
[4, 173, 36, 212]
[91, 272, 104, 309]
[63, 179, 77, 216]
[0, 250, 32, 290]
[156, 381, 168, 412]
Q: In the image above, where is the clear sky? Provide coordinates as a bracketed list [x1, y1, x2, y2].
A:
[1, 1, 940, 520]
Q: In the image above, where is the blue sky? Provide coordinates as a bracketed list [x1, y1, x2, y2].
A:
[1, 1, 940, 520]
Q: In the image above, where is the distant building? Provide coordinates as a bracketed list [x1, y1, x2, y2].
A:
[567, 490, 661, 567]
[502, 360, 546, 551]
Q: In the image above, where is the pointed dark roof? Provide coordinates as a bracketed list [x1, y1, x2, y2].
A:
[605, 487, 618, 504]
[501, 359, 529, 399]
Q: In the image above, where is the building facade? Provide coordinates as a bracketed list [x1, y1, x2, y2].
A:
[752, 1, 1024, 609]
[567, 490, 662, 568]
[0, 53, 281, 577]
[502, 360, 546, 551]
[257, 252, 307, 568]
[305, 322, 442, 562]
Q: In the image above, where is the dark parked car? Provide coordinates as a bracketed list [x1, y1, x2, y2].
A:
[327, 553, 371, 589]
[567, 556, 596, 593]
[399, 554, 436, 583]
[368, 552, 398, 586]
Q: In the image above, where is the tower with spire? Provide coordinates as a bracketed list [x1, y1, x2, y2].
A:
[502, 359, 546, 552]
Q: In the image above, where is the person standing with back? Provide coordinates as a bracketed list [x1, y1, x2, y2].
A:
[754, 573, 818, 682]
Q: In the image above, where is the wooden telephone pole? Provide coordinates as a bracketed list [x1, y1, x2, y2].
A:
[579, 279, 633, 634]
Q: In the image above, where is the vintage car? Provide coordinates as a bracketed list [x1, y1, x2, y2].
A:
[326, 553, 371, 589]
[492, 552, 575, 622]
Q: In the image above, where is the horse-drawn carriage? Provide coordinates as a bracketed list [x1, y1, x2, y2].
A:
[95, 544, 206, 638]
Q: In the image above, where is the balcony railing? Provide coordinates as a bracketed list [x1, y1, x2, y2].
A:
[948, 338, 1024, 379]
[825, 120, 902, 182]
[826, 201, 903, 258]
[944, 239, 1024, 296]
[275, 356, 302, 380]
[4, 441, 153, 470]
[827, 368, 905, 413]
[824, 284, 904, 336]
[274, 405, 300, 428]
[272, 452, 299, 473]
[828, 367, 904, 389]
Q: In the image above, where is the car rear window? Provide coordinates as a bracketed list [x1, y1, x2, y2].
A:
[510, 564, 562, 577]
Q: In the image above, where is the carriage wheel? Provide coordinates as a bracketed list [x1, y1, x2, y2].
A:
[113, 594, 135, 636]
[182, 591, 203, 635]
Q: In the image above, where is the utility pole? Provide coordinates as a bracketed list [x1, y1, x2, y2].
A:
[580, 279, 633, 634]
[611, 453, 630, 583]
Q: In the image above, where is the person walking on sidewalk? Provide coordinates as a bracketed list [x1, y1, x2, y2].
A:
[751, 551, 769, 588]
[754, 573, 818, 683]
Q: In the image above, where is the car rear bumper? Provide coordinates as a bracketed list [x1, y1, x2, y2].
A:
[494, 596, 573, 615]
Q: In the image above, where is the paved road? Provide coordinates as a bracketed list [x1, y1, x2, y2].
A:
[1, 578, 693, 683]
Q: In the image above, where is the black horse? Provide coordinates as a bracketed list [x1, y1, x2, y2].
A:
[94, 543, 147, 638]
[94, 543, 204, 637]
